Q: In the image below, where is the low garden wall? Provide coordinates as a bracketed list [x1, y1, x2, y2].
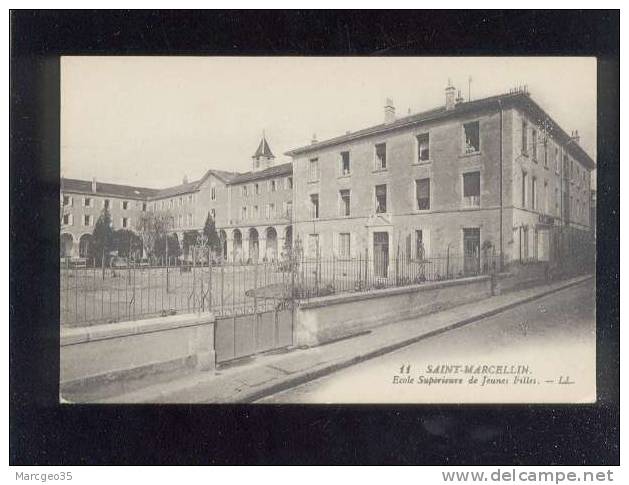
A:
[294, 275, 494, 347]
[60, 312, 216, 392]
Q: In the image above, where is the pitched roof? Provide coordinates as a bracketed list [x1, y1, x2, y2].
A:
[253, 136, 275, 159]
[60, 178, 159, 199]
[285, 91, 596, 170]
[61, 164, 292, 200]
[230, 162, 292, 184]
[151, 180, 200, 199]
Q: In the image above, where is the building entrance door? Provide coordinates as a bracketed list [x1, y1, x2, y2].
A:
[463, 228, 480, 275]
[373, 232, 389, 278]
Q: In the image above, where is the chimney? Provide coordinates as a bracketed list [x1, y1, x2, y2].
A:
[456, 89, 465, 105]
[91, 177, 97, 193]
[445, 79, 456, 111]
[384, 98, 395, 124]
[183, 174, 189, 184]
[571, 130, 580, 144]
[311, 133, 318, 145]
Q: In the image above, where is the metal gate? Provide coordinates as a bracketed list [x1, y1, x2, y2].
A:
[214, 301, 294, 364]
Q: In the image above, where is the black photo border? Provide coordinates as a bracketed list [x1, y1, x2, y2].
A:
[9, 9, 620, 465]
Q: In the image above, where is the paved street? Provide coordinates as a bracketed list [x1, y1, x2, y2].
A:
[259, 279, 596, 403]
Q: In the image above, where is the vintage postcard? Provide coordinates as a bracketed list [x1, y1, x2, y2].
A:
[58, 56, 596, 404]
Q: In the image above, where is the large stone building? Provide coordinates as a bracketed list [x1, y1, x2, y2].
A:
[60, 136, 293, 262]
[286, 84, 595, 276]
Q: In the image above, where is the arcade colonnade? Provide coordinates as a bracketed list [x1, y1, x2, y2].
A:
[225, 224, 292, 263]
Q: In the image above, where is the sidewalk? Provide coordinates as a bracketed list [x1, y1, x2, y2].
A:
[74, 274, 592, 404]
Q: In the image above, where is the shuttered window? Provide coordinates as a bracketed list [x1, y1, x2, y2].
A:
[415, 178, 430, 210]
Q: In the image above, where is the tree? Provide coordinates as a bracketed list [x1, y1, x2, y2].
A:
[113, 229, 143, 259]
[89, 208, 114, 268]
[153, 233, 181, 261]
[135, 210, 172, 259]
[182, 230, 200, 258]
[202, 212, 222, 255]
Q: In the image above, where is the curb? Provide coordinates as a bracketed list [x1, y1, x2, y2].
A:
[232, 275, 592, 403]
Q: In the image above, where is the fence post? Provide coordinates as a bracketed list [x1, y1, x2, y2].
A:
[364, 247, 368, 288]
[395, 243, 400, 286]
[220, 262, 225, 316]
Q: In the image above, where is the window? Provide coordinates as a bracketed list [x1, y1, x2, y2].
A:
[339, 233, 351, 258]
[253, 205, 258, 219]
[555, 187, 560, 215]
[555, 147, 560, 173]
[83, 215, 91, 226]
[521, 119, 528, 155]
[122, 200, 129, 210]
[286, 177, 293, 190]
[254, 157, 260, 169]
[84, 197, 92, 207]
[179, 197, 183, 206]
[63, 195, 71, 206]
[308, 234, 319, 258]
[375, 184, 387, 213]
[285, 201, 292, 218]
[242, 185, 248, 197]
[211, 185, 216, 200]
[142, 202, 147, 212]
[241, 206, 247, 220]
[169, 199, 174, 209]
[270, 180, 276, 192]
[375, 143, 387, 170]
[462, 172, 480, 208]
[463, 121, 480, 154]
[310, 194, 319, 219]
[254, 183, 260, 195]
[339, 189, 350, 217]
[103, 199, 110, 209]
[417, 133, 430, 162]
[415, 178, 430, 210]
[544, 180, 549, 214]
[178, 214, 183, 227]
[269, 203, 276, 219]
[188, 194, 193, 204]
[63, 214, 70, 225]
[532, 177, 537, 210]
[122, 217, 129, 229]
[415, 230, 424, 260]
[340, 151, 351, 175]
[531, 129, 538, 162]
[521, 171, 527, 207]
[543, 141, 548, 168]
[309, 158, 319, 181]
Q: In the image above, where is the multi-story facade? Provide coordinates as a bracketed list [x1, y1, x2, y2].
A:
[286, 84, 595, 276]
[60, 178, 157, 258]
[60, 136, 294, 262]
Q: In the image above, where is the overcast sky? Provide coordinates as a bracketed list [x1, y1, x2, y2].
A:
[61, 57, 596, 189]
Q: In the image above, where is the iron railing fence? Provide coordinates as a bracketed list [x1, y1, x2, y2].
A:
[60, 247, 499, 327]
[295, 249, 499, 300]
[60, 253, 295, 327]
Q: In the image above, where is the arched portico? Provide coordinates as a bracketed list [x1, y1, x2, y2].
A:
[219, 229, 228, 260]
[265, 227, 278, 261]
[232, 229, 243, 262]
[60, 233, 74, 258]
[248, 228, 259, 263]
[79, 233, 92, 259]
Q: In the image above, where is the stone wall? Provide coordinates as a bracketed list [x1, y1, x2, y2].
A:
[60, 313, 216, 391]
[293, 275, 493, 347]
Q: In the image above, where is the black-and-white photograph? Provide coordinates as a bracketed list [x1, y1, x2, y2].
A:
[58, 56, 597, 404]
